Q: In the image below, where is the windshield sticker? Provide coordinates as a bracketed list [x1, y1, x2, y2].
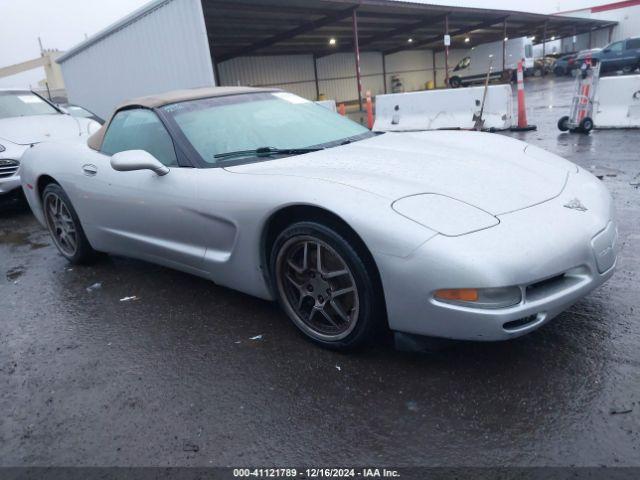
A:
[272, 92, 310, 104]
[17, 95, 43, 104]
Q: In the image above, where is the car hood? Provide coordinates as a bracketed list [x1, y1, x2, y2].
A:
[0, 114, 89, 145]
[225, 131, 574, 215]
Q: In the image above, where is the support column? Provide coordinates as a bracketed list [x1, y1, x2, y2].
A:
[502, 20, 507, 73]
[609, 25, 614, 43]
[432, 49, 436, 87]
[589, 29, 592, 49]
[213, 58, 222, 86]
[352, 9, 363, 110]
[573, 26, 577, 52]
[542, 21, 547, 58]
[313, 54, 320, 100]
[382, 54, 387, 94]
[444, 15, 450, 87]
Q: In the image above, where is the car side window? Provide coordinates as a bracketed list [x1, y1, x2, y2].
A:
[101, 108, 178, 167]
[608, 41, 624, 52]
[454, 57, 470, 71]
[627, 38, 640, 49]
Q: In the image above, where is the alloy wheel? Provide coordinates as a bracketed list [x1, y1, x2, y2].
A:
[44, 192, 78, 257]
[276, 236, 360, 341]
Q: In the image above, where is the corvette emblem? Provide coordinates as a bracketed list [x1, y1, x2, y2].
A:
[564, 198, 588, 212]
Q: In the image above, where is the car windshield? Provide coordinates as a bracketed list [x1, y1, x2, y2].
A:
[66, 105, 93, 118]
[0, 91, 59, 119]
[162, 91, 374, 165]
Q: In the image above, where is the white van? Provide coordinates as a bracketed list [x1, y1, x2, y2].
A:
[449, 37, 534, 88]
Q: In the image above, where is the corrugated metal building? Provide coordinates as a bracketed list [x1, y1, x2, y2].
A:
[56, 0, 614, 119]
[558, 0, 640, 52]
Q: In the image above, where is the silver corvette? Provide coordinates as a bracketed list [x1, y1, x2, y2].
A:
[20, 87, 618, 350]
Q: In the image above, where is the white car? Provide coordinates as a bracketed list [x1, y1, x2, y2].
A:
[20, 87, 617, 351]
[0, 89, 100, 196]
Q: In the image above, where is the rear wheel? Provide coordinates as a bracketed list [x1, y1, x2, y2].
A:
[271, 221, 384, 350]
[557, 115, 570, 132]
[579, 117, 594, 134]
[449, 76, 462, 88]
[554, 66, 565, 77]
[42, 183, 97, 264]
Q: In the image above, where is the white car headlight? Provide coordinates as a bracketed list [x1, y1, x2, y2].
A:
[392, 193, 499, 236]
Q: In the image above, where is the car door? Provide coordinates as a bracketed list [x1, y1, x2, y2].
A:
[622, 38, 640, 71]
[77, 108, 208, 274]
[600, 41, 625, 71]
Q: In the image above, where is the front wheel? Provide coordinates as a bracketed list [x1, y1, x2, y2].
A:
[449, 76, 462, 88]
[557, 115, 570, 132]
[42, 183, 97, 264]
[270, 221, 384, 350]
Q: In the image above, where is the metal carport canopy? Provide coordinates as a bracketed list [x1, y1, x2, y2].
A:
[204, 0, 617, 62]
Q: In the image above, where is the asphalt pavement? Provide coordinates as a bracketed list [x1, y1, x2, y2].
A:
[0, 76, 638, 468]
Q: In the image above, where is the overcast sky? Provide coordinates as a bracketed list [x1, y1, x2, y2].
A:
[1, 0, 602, 88]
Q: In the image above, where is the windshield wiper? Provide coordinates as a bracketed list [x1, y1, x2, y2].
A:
[214, 146, 323, 160]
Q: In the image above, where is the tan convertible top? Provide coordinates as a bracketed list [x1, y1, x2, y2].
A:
[87, 86, 277, 151]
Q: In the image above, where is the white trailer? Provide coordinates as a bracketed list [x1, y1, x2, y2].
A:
[449, 37, 534, 88]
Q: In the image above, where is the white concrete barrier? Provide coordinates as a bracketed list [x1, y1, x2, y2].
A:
[315, 100, 337, 112]
[373, 85, 513, 132]
[594, 75, 640, 129]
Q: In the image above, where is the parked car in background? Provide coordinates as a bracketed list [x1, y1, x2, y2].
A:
[533, 56, 556, 76]
[59, 103, 104, 125]
[575, 48, 603, 72]
[554, 54, 577, 76]
[19, 86, 617, 350]
[592, 37, 640, 75]
[0, 89, 100, 196]
[449, 37, 534, 87]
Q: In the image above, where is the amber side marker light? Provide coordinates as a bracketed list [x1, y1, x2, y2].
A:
[434, 286, 522, 309]
[435, 289, 479, 302]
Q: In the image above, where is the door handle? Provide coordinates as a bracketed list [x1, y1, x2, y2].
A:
[82, 164, 98, 176]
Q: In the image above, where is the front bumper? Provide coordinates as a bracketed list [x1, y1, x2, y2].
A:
[0, 173, 21, 195]
[377, 169, 617, 341]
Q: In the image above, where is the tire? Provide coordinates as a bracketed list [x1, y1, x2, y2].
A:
[270, 221, 385, 351]
[554, 67, 564, 77]
[449, 76, 462, 88]
[579, 117, 594, 134]
[42, 183, 97, 264]
[557, 115, 570, 132]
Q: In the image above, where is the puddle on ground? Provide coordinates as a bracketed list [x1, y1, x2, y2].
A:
[6, 266, 25, 281]
[0, 230, 49, 250]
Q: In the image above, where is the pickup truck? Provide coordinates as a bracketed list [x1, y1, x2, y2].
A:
[590, 37, 640, 75]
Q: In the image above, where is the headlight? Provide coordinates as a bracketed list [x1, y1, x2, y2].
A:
[434, 287, 522, 309]
[392, 194, 499, 236]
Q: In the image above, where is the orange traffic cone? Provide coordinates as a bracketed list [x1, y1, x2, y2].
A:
[365, 90, 374, 130]
[510, 60, 537, 132]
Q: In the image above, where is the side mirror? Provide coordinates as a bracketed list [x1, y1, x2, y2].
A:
[110, 150, 169, 176]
